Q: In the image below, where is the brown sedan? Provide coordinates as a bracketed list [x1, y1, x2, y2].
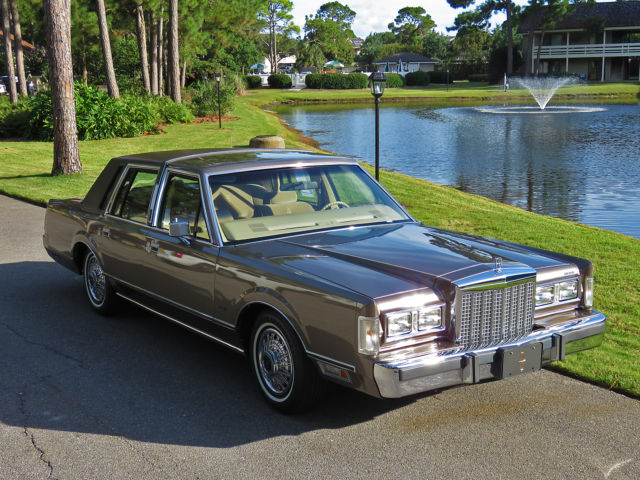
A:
[43, 149, 605, 412]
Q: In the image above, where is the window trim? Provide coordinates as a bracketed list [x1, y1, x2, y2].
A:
[105, 163, 160, 225]
[151, 167, 216, 245]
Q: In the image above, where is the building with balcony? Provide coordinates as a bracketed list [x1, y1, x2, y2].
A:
[519, 1, 640, 81]
[373, 52, 440, 77]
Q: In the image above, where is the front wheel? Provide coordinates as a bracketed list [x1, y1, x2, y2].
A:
[83, 251, 118, 315]
[250, 311, 324, 413]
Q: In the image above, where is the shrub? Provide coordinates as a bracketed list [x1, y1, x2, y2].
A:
[405, 71, 430, 86]
[428, 71, 453, 84]
[321, 73, 347, 89]
[268, 73, 292, 88]
[467, 74, 489, 83]
[245, 75, 263, 89]
[0, 99, 32, 138]
[189, 79, 236, 117]
[384, 73, 404, 88]
[151, 96, 194, 124]
[304, 73, 323, 89]
[346, 72, 368, 89]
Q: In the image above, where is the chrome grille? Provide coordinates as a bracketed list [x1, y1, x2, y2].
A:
[457, 281, 535, 349]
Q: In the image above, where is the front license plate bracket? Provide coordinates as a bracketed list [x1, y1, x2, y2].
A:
[496, 343, 542, 379]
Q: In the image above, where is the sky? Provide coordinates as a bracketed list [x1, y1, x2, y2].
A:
[291, 0, 532, 38]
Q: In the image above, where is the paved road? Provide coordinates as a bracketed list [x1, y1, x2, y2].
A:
[1, 194, 638, 480]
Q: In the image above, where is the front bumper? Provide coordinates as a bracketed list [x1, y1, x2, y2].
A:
[373, 310, 605, 398]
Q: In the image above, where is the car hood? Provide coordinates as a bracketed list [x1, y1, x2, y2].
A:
[257, 223, 574, 301]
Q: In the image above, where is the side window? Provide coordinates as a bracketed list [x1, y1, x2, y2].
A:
[111, 168, 158, 224]
[160, 174, 210, 241]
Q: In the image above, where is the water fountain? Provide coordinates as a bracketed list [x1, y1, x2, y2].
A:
[511, 76, 575, 110]
[475, 76, 605, 114]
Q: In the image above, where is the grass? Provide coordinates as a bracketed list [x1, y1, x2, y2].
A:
[1, 82, 639, 397]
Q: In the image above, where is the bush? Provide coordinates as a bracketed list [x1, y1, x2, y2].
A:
[384, 73, 404, 88]
[268, 73, 292, 88]
[346, 72, 369, 89]
[405, 71, 430, 86]
[428, 71, 453, 84]
[467, 74, 489, 83]
[304, 73, 368, 89]
[304, 73, 323, 89]
[2, 84, 187, 141]
[151, 96, 194, 124]
[189, 79, 236, 117]
[245, 75, 263, 89]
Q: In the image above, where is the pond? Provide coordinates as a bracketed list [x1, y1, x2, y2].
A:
[277, 103, 640, 239]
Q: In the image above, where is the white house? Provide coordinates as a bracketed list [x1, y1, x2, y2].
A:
[373, 52, 439, 77]
[519, 1, 640, 81]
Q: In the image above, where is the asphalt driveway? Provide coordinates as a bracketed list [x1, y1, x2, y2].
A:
[0, 194, 638, 480]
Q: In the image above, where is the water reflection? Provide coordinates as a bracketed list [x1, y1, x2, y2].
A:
[278, 104, 640, 239]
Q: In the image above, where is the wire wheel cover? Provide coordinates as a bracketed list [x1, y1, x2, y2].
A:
[256, 327, 293, 397]
[86, 254, 106, 305]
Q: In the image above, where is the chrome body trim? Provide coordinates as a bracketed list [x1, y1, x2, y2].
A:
[116, 292, 244, 354]
[373, 310, 605, 398]
[109, 274, 235, 329]
[306, 351, 356, 373]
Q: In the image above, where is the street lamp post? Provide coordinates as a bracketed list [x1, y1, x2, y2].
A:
[215, 72, 222, 128]
[369, 72, 386, 181]
[447, 69, 450, 92]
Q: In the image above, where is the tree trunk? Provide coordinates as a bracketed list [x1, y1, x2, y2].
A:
[158, 6, 164, 96]
[506, 0, 513, 76]
[181, 60, 186, 88]
[96, 0, 119, 98]
[524, 27, 534, 76]
[43, 0, 81, 175]
[135, 3, 150, 92]
[9, 0, 26, 96]
[1, 0, 17, 103]
[82, 42, 88, 85]
[168, 0, 180, 103]
[150, 10, 158, 95]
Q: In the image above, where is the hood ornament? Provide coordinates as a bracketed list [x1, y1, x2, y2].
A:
[494, 256, 503, 274]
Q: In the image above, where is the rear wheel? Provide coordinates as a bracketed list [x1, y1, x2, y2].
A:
[83, 251, 118, 315]
[250, 311, 323, 413]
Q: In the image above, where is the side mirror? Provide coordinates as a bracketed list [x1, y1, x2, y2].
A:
[169, 220, 190, 237]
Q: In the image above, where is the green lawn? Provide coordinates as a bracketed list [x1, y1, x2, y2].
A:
[1, 83, 639, 397]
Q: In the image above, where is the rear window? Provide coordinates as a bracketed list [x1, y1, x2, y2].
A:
[111, 168, 159, 224]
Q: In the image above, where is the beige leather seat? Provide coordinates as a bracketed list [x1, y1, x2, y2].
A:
[259, 190, 314, 216]
[212, 185, 256, 220]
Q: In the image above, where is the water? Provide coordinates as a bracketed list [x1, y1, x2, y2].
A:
[278, 103, 640, 239]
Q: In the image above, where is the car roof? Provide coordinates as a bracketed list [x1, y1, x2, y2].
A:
[113, 148, 358, 175]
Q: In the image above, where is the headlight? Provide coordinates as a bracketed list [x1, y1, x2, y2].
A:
[387, 312, 412, 337]
[558, 279, 579, 301]
[535, 284, 555, 306]
[358, 316, 381, 355]
[536, 278, 581, 307]
[418, 307, 442, 330]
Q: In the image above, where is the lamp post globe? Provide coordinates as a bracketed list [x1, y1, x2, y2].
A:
[369, 72, 386, 181]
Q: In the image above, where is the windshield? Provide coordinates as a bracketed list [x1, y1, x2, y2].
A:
[208, 164, 410, 242]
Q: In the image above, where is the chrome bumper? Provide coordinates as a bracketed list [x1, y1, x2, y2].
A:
[373, 311, 605, 398]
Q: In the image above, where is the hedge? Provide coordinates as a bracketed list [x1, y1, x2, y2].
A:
[245, 75, 263, 89]
[268, 74, 292, 88]
[384, 73, 404, 88]
[405, 71, 430, 86]
[304, 72, 369, 89]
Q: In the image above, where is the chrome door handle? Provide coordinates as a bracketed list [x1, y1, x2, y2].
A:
[102, 227, 111, 238]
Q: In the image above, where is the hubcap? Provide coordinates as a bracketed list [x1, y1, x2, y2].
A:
[256, 327, 293, 397]
[86, 254, 106, 305]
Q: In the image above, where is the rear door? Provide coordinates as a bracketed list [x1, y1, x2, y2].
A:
[99, 165, 160, 287]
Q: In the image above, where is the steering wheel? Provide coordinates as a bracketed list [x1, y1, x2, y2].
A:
[321, 201, 350, 211]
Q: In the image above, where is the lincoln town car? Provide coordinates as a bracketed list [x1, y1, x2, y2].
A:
[43, 149, 606, 412]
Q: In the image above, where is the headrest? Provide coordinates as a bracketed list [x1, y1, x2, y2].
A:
[268, 190, 297, 204]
